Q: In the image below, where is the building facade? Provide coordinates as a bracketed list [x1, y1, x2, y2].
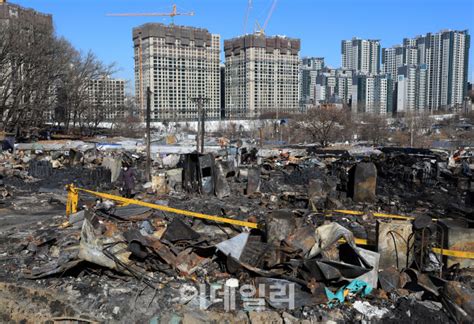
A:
[0, 1, 54, 122]
[0, 0, 52, 27]
[396, 64, 428, 113]
[300, 57, 324, 107]
[314, 68, 353, 107]
[341, 38, 380, 74]
[403, 30, 470, 110]
[352, 74, 393, 114]
[224, 34, 300, 118]
[382, 45, 418, 83]
[87, 77, 126, 121]
[133, 23, 220, 121]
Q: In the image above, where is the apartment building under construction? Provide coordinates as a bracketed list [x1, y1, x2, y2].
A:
[132, 23, 220, 121]
[224, 34, 301, 118]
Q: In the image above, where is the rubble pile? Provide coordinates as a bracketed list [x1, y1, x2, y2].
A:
[0, 143, 473, 323]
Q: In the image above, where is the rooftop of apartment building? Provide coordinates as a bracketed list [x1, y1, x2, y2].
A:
[224, 33, 300, 56]
[132, 22, 214, 43]
[0, 0, 52, 25]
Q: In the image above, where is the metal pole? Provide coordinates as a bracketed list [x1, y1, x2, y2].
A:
[196, 97, 201, 153]
[146, 87, 151, 182]
[200, 105, 205, 153]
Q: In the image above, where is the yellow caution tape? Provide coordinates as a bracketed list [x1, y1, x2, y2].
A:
[431, 248, 474, 259]
[338, 238, 369, 245]
[332, 209, 364, 216]
[67, 185, 260, 229]
[342, 239, 474, 259]
[331, 209, 417, 221]
[68, 186, 474, 260]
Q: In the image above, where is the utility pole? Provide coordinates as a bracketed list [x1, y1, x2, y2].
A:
[191, 95, 210, 153]
[145, 87, 151, 181]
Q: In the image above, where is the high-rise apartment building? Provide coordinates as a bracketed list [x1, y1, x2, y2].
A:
[404, 29, 470, 110]
[87, 77, 126, 121]
[224, 34, 300, 118]
[300, 57, 325, 107]
[0, 1, 54, 121]
[133, 23, 220, 121]
[382, 45, 418, 82]
[352, 74, 393, 114]
[396, 64, 428, 113]
[341, 38, 380, 74]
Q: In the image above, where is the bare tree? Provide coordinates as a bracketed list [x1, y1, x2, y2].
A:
[391, 110, 434, 147]
[0, 20, 71, 133]
[54, 51, 115, 133]
[0, 18, 115, 135]
[295, 104, 348, 147]
[358, 113, 390, 145]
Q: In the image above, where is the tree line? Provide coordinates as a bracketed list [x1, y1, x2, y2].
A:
[0, 19, 115, 135]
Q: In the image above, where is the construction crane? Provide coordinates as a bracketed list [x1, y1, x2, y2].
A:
[255, 0, 278, 35]
[106, 3, 194, 117]
[107, 4, 194, 24]
[243, 0, 253, 34]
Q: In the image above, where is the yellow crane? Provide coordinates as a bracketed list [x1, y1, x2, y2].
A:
[243, 0, 253, 34]
[106, 4, 194, 24]
[255, 0, 278, 35]
[106, 3, 194, 116]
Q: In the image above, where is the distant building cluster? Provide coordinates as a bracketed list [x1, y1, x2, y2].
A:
[304, 31, 470, 115]
[1, 1, 471, 121]
[134, 23, 469, 119]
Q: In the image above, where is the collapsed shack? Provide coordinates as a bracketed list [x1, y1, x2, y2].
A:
[0, 144, 472, 323]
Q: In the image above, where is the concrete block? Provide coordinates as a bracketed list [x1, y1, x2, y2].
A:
[152, 174, 167, 194]
[246, 167, 261, 195]
[377, 220, 413, 270]
[266, 210, 296, 244]
[349, 162, 377, 202]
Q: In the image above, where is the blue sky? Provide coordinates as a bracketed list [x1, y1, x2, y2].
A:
[14, 0, 474, 90]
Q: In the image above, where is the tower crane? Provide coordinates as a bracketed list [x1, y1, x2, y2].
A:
[243, 0, 253, 35]
[255, 0, 278, 36]
[107, 4, 194, 24]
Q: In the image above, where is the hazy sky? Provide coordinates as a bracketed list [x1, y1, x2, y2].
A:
[14, 0, 474, 88]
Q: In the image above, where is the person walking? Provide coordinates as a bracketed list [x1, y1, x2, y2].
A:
[117, 164, 137, 198]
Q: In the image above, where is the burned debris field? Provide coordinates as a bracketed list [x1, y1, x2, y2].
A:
[0, 142, 472, 323]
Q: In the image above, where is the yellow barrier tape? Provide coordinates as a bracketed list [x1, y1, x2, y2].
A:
[337, 238, 369, 245]
[70, 185, 260, 229]
[343, 239, 474, 260]
[431, 248, 474, 259]
[68, 187, 474, 259]
[331, 209, 416, 221]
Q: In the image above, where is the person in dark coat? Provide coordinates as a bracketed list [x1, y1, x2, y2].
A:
[117, 164, 137, 198]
